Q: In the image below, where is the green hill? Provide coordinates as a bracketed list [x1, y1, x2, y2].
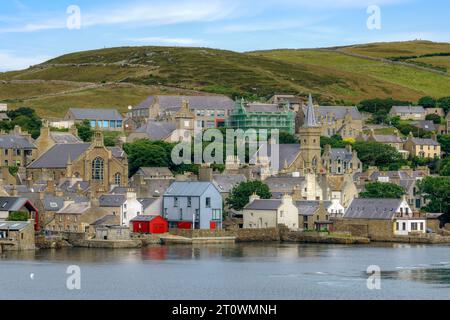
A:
[1, 41, 450, 118]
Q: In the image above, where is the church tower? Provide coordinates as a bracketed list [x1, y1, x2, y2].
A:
[299, 94, 322, 174]
[174, 100, 195, 142]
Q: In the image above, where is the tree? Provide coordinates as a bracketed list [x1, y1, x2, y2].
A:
[5, 107, 42, 139]
[103, 135, 116, 147]
[418, 96, 436, 108]
[360, 182, 405, 199]
[438, 134, 450, 155]
[7, 211, 29, 222]
[320, 135, 347, 149]
[440, 158, 450, 176]
[425, 113, 441, 124]
[123, 139, 170, 177]
[353, 141, 406, 170]
[418, 176, 450, 216]
[76, 120, 93, 142]
[279, 132, 298, 144]
[437, 96, 450, 113]
[226, 181, 272, 211]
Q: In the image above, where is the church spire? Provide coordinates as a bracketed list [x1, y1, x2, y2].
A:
[304, 94, 318, 127]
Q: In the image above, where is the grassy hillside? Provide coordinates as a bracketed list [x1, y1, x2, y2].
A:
[1, 41, 450, 118]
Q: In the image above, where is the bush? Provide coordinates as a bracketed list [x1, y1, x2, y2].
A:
[7, 211, 29, 222]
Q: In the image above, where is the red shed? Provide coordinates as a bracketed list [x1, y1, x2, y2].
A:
[131, 215, 169, 234]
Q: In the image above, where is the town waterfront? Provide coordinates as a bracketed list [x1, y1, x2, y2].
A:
[1, 243, 450, 300]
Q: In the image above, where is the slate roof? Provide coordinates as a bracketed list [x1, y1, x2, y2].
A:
[0, 113, 10, 121]
[137, 167, 174, 178]
[57, 202, 90, 215]
[411, 120, 437, 132]
[246, 103, 280, 113]
[43, 195, 65, 212]
[108, 146, 126, 158]
[0, 197, 29, 211]
[0, 134, 35, 149]
[164, 182, 216, 197]
[296, 200, 332, 216]
[91, 215, 119, 226]
[344, 198, 403, 220]
[372, 135, 403, 143]
[264, 176, 305, 193]
[130, 215, 160, 222]
[0, 221, 30, 231]
[314, 106, 362, 120]
[135, 95, 234, 111]
[99, 195, 126, 207]
[411, 138, 440, 146]
[28, 143, 90, 169]
[133, 121, 176, 141]
[251, 143, 301, 168]
[328, 148, 353, 161]
[391, 106, 425, 114]
[68, 108, 123, 121]
[212, 174, 247, 193]
[138, 198, 159, 210]
[142, 179, 174, 197]
[50, 132, 81, 144]
[244, 199, 282, 211]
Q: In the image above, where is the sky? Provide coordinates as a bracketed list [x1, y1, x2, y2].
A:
[0, 0, 449, 71]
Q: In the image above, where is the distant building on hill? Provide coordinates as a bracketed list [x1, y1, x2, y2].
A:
[389, 106, 426, 120]
[64, 108, 124, 131]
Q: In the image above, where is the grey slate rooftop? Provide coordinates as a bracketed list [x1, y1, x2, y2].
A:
[164, 182, 216, 197]
[344, 198, 403, 220]
[212, 174, 247, 193]
[328, 148, 353, 161]
[246, 103, 280, 113]
[99, 195, 126, 207]
[50, 132, 81, 144]
[314, 106, 362, 120]
[68, 108, 123, 121]
[136, 167, 174, 178]
[251, 143, 301, 169]
[133, 121, 176, 141]
[130, 215, 160, 222]
[411, 137, 440, 146]
[135, 95, 234, 111]
[28, 143, 90, 169]
[0, 221, 31, 231]
[0, 197, 29, 211]
[0, 134, 35, 149]
[296, 200, 332, 216]
[138, 198, 159, 210]
[244, 199, 282, 211]
[391, 106, 425, 114]
[43, 195, 65, 212]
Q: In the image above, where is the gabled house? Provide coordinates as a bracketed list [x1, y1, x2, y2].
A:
[163, 181, 223, 230]
[0, 197, 39, 230]
[296, 200, 333, 231]
[0, 126, 37, 168]
[321, 145, 362, 175]
[243, 194, 299, 230]
[403, 132, 441, 158]
[341, 198, 426, 238]
[99, 190, 142, 226]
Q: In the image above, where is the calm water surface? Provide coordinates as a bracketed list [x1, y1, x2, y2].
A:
[1, 243, 450, 300]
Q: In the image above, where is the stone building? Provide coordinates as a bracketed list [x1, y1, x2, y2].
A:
[403, 132, 441, 158]
[296, 201, 332, 231]
[0, 126, 37, 168]
[243, 194, 299, 230]
[321, 145, 362, 175]
[0, 220, 35, 251]
[358, 129, 405, 151]
[130, 167, 175, 198]
[389, 106, 426, 120]
[131, 95, 234, 129]
[34, 121, 81, 156]
[27, 129, 128, 193]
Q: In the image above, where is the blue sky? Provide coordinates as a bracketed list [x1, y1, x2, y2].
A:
[0, 0, 449, 71]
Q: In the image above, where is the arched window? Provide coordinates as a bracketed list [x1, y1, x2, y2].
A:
[114, 173, 121, 185]
[92, 157, 104, 180]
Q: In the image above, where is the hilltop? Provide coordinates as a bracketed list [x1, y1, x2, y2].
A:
[1, 40, 450, 118]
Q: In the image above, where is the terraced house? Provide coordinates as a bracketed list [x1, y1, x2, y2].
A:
[403, 133, 441, 158]
[0, 126, 37, 168]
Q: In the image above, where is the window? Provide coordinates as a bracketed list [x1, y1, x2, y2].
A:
[92, 157, 104, 180]
[212, 209, 222, 221]
[114, 173, 121, 185]
[420, 222, 424, 231]
[411, 223, 418, 231]
[174, 197, 179, 207]
[179, 208, 183, 220]
[280, 211, 284, 218]
[187, 197, 192, 207]
[206, 197, 211, 208]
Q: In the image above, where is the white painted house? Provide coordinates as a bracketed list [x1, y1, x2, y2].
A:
[99, 190, 143, 226]
[243, 194, 299, 230]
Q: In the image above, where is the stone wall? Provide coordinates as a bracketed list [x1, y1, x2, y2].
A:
[169, 228, 281, 242]
[334, 219, 393, 239]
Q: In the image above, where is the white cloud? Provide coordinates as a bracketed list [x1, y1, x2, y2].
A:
[0, 52, 50, 71]
[127, 37, 202, 45]
[0, 0, 238, 33]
